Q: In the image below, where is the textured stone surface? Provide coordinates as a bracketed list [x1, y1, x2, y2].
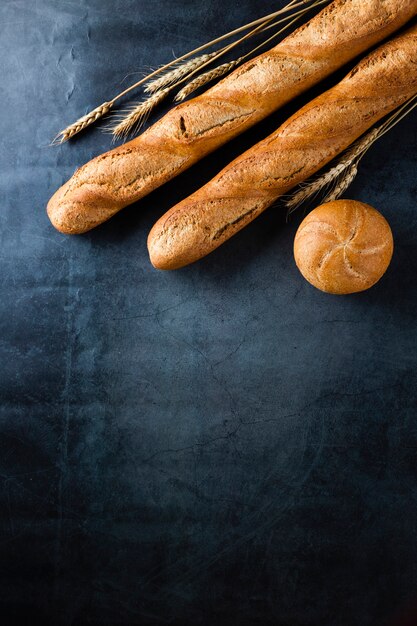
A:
[1, 1, 417, 624]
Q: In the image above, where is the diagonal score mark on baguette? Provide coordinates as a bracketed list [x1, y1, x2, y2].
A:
[148, 25, 417, 269]
[47, 0, 417, 234]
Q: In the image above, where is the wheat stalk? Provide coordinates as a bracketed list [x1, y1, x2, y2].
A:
[52, 0, 321, 143]
[110, 88, 171, 139]
[175, 0, 328, 103]
[145, 53, 218, 94]
[109, 8, 292, 140]
[109, 12, 283, 140]
[286, 95, 417, 212]
[175, 58, 243, 101]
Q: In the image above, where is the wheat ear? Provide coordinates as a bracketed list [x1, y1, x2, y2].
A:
[145, 53, 218, 94]
[110, 88, 171, 139]
[52, 0, 316, 143]
[110, 11, 277, 140]
[322, 163, 359, 204]
[285, 129, 379, 212]
[52, 102, 113, 145]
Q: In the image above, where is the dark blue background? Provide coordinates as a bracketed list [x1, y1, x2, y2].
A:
[1, 1, 417, 624]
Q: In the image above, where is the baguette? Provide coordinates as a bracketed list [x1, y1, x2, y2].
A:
[148, 25, 417, 270]
[47, 0, 417, 234]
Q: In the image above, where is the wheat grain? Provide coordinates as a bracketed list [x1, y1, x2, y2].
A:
[110, 88, 170, 139]
[53, 102, 113, 144]
[322, 163, 359, 203]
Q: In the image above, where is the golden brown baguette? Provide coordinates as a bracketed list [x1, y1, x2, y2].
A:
[47, 0, 417, 234]
[148, 25, 417, 270]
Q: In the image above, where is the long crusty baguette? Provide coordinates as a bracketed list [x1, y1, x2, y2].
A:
[148, 25, 417, 269]
[47, 0, 417, 234]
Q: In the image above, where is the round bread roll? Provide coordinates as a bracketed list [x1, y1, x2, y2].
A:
[294, 200, 394, 295]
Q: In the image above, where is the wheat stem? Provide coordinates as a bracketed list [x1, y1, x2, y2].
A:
[173, 0, 327, 93]
[175, 0, 327, 101]
[240, 0, 329, 57]
[378, 93, 417, 138]
[115, 0, 308, 98]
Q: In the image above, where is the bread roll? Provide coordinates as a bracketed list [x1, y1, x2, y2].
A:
[293, 200, 394, 294]
[47, 0, 417, 234]
[148, 26, 417, 270]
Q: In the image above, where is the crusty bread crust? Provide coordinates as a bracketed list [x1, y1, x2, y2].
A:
[47, 0, 417, 234]
[294, 200, 394, 294]
[148, 25, 417, 269]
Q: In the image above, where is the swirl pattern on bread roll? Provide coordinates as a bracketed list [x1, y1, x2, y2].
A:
[293, 200, 394, 294]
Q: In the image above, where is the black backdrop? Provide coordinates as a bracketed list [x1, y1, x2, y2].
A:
[1, 1, 417, 624]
